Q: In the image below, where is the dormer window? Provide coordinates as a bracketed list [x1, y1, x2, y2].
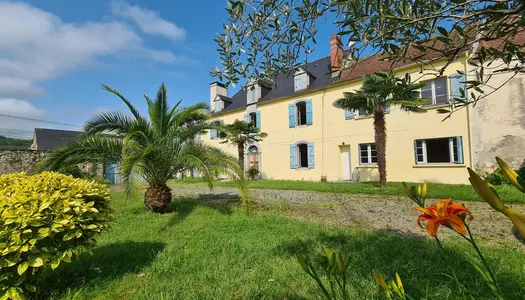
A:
[248, 86, 256, 104]
[294, 67, 315, 92]
[294, 76, 306, 91]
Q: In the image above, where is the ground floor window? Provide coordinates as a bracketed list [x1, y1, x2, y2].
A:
[359, 143, 377, 165]
[290, 142, 315, 169]
[414, 136, 463, 164]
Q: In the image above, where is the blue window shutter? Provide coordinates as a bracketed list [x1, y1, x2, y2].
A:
[456, 136, 464, 164]
[210, 129, 215, 140]
[288, 104, 295, 128]
[450, 73, 466, 103]
[244, 114, 249, 123]
[306, 99, 313, 125]
[345, 109, 355, 120]
[290, 144, 297, 169]
[256, 111, 261, 129]
[307, 143, 315, 169]
[385, 106, 390, 114]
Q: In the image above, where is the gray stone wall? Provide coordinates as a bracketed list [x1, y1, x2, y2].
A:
[0, 150, 49, 175]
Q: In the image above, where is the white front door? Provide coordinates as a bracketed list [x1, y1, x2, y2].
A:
[341, 146, 351, 181]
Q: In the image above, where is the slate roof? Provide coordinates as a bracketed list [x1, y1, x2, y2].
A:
[33, 128, 83, 150]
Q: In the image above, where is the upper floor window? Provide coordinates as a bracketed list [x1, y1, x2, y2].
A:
[359, 143, 377, 165]
[294, 75, 306, 91]
[414, 136, 464, 164]
[215, 100, 224, 112]
[247, 85, 257, 104]
[420, 77, 448, 106]
[288, 100, 313, 127]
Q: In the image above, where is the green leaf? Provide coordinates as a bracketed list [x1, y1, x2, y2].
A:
[29, 257, 44, 268]
[17, 262, 29, 275]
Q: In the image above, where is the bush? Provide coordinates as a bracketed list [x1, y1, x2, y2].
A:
[0, 172, 111, 299]
[247, 168, 259, 180]
[485, 168, 511, 185]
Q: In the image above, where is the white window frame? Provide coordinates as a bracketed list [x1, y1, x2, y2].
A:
[415, 137, 457, 164]
[420, 77, 448, 106]
[294, 76, 306, 91]
[296, 143, 309, 168]
[359, 143, 377, 165]
[215, 100, 223, 112]
[247, 85, 257, 104]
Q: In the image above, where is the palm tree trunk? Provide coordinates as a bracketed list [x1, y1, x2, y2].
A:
[144, 184, 172, 213]
[237, 142, 245, 171]
[373, 109, 387, 188]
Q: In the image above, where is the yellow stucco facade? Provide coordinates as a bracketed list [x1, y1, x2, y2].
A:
[202, 55, 473, 184]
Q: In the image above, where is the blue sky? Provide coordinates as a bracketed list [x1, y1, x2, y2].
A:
[0, 0, 336, 137]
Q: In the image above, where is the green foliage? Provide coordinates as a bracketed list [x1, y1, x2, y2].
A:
[0, 172, 111, 300]
[40, 83, 245, 213]
[485, 168, 512, 186]
[247, 168, 259, 181]
[0, 136, 31, 150]
[320, 176, 327, 183]
[297, 248, 352, 299]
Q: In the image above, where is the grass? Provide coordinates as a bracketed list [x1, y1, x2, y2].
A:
[171, 178, 525, 204]
[36, 191, 525, 299]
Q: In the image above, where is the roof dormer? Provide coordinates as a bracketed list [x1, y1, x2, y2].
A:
[246, 78, 272, 105]
[294, 67, 315, 92]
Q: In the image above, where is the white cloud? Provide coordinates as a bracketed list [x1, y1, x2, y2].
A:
[111, 1, 186, 41]
[0, 1, 179, 99]
[0, 78, 45, 97]
[0, 98, 46, 134]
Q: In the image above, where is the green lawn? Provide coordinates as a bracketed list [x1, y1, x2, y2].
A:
[171, 178, 525, 204]
[36, 191, 525, 299]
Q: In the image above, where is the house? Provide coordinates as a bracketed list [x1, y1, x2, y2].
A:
[31, 128, 83, 150]
[202, 35, 525, 184]
[31, 128, 121, 183]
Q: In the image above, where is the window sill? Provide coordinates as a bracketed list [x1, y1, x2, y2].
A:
[355, 115, 373, 120]
[413, 164, 465, 168]
[293, 124, 311, 128]
[422, 103, 449, 109]
[357, 165, 378, 168]
[295, 167, 312, 171]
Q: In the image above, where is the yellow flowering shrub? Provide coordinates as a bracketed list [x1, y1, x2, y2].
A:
[0, 172, 111, 300]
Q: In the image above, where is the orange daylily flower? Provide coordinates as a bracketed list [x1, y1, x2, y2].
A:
[413, 199, 473, 237]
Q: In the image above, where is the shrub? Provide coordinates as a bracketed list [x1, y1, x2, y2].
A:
[0, 172, 111, 299]
[485, 168, 511, 185]
[247, 168, 259, 181]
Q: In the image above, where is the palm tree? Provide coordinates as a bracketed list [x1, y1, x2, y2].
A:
[334, 72, 426, 188]
[220, 120, 267, 169]
[41, 83, 243, 213]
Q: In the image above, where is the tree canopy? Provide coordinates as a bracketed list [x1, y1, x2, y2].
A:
[213, 0, 525, 114]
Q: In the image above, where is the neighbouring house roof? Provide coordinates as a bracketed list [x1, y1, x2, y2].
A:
[32, 128, 83, 150]
[217, 94, 233, 102]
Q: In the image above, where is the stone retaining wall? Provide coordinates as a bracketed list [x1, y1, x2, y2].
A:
[0, 150, 49, 175]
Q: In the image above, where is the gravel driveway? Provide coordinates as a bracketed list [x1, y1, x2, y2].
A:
[167, 183, 524, 245]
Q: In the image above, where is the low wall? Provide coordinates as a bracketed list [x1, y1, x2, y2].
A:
[0, 149, 49, 175]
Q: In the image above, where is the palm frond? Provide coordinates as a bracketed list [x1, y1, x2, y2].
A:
[84, 111, 137, 135]
[102, 84, 142, 120]
[39, 134, 123, 171]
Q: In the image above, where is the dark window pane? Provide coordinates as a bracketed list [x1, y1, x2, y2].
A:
[298, 144, 308, 168]
[296, 102, 307, 125]
[426, 138, 450, 163]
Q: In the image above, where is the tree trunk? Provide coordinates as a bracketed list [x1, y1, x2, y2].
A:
[237, 142, 245, 171]
[373, 109, 387, 188]
[144, 184, 172, 213]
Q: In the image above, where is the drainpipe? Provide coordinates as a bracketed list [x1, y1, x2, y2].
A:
[465, 51, 474, 169]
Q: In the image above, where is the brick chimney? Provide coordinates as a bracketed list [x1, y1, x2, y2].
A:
[330, 34, 344, 75]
